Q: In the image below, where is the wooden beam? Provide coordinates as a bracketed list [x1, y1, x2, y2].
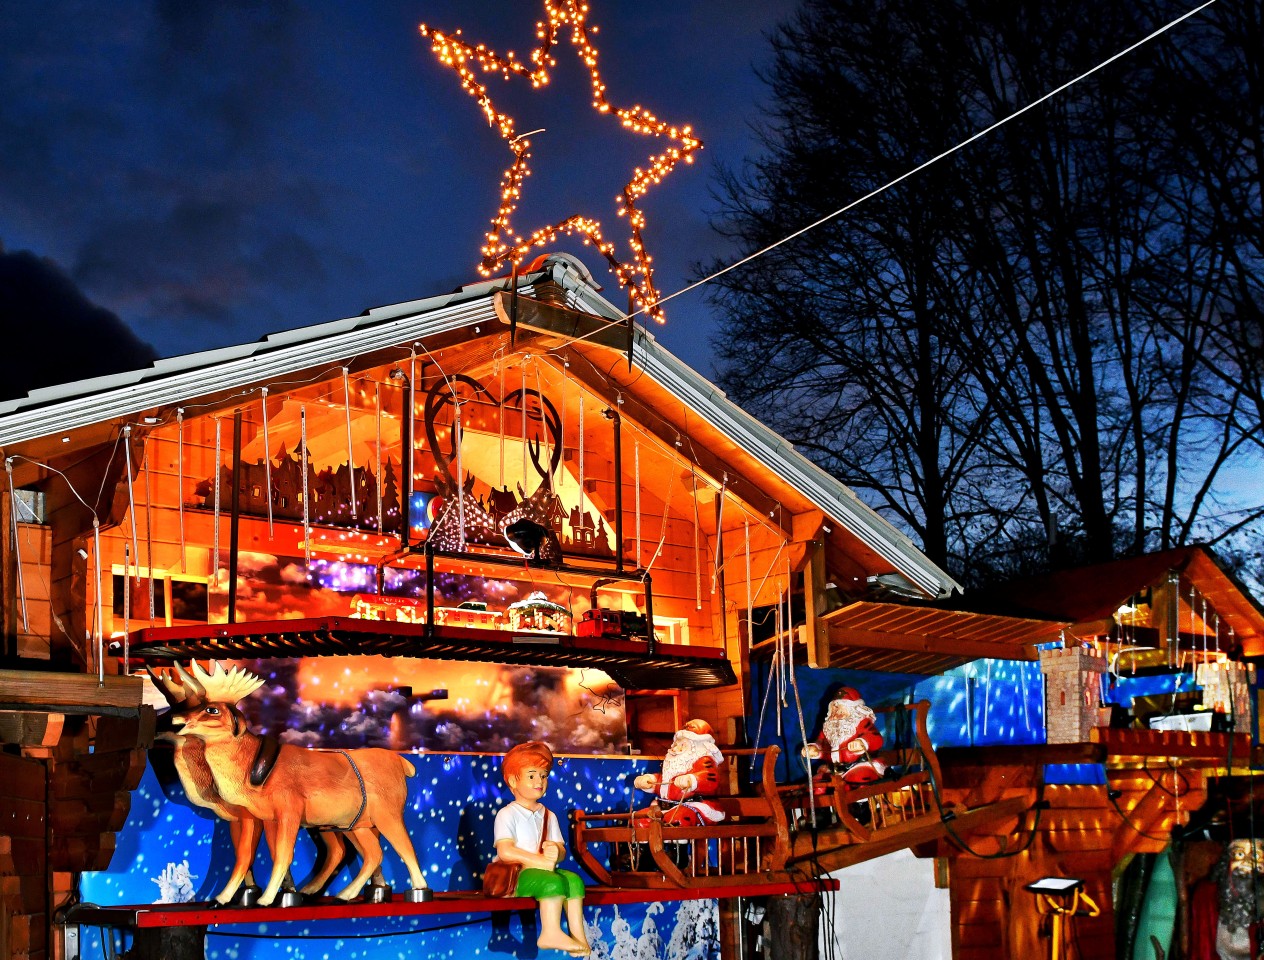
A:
[938, 743, 1106, 769]
[789, 797, 1028, 871]
[828, 624, 1036, 663]
[0, 670, 144, 711]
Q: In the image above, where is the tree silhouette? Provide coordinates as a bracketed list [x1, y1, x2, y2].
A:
[705, 0, 1263, 586]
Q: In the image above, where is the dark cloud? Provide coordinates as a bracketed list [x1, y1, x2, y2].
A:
[0, 245, 158, 401]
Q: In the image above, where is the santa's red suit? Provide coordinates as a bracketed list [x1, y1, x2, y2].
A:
[634, 721, 726, 827]
[809, 687, 886, 785]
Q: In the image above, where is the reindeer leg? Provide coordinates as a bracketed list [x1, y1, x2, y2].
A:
[375, 813, 428, 893]
[257, 814, 299, 907]
[299, 829, 347, 896]
[214, 816, 261, 906]
[331, 828, 382, 901]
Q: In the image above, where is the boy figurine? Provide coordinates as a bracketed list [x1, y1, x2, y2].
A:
[493, 741, 589, 956]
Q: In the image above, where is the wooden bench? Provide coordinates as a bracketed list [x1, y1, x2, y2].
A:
[572, 746, 792, 889]
[783, 700, 951, 845]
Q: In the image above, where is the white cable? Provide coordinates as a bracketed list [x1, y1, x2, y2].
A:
[621, 0, 1221, 324]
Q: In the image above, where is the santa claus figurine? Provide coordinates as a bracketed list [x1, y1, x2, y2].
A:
[633, 719, 727, 826]
[804, 687, 887, 785]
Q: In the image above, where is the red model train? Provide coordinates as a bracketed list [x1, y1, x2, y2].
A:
[577, 608, 649, 640]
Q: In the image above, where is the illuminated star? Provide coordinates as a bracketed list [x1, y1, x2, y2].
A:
[420, 1, 702, 323]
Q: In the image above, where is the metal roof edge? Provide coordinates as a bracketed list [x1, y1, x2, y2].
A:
[0, 292, 514, 446]
[632, 335, 962, 600]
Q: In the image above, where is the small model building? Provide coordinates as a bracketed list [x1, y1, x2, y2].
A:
[1197, 660, 1255, 725]
[1040, 646, 1108, 744]
[507, 592, 572, 633]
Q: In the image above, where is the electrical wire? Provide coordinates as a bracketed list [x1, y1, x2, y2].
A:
[617, 0, 1221, 325]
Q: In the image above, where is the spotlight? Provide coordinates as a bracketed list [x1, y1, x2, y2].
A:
[505, 518, 546, 556]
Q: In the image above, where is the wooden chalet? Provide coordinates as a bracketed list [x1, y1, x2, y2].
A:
[1, 255, 1262, 960]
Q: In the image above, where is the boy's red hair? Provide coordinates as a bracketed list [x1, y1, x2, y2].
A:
[503, 740, 554, 785]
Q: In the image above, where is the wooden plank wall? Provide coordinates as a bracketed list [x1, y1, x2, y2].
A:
[946, 773, 1212, 960]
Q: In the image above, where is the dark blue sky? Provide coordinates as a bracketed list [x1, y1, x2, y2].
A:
[0, 1, 801, 377]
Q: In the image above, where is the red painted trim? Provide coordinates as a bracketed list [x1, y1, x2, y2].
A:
[74, 880, 839, 929]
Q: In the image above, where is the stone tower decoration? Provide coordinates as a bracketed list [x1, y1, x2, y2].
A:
[1040, 646, 1108, 744]
[1196, 660, 1255, 729]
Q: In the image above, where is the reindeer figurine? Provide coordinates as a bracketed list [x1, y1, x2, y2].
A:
[173, 664, 432, 907]
[148, 661, 388, 905]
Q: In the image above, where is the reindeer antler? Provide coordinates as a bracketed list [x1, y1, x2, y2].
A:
[190, 660, 266, 704]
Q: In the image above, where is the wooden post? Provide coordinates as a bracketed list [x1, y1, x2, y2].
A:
[764, 893, 820, 959]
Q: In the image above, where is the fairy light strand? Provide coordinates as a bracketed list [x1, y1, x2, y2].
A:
[419, 0, 702, 322]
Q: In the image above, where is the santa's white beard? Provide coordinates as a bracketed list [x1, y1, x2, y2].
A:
[822, 705, 872, 747]
[663, 741, 714, 780]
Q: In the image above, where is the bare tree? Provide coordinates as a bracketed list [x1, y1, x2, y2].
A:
[705, 0, 1263, 586]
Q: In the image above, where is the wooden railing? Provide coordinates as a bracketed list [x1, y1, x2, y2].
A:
[571, 746, 791, 889]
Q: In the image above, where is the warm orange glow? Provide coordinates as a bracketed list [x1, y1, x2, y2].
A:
[419, 1, 702, 323]
[297, 656, 500, 710]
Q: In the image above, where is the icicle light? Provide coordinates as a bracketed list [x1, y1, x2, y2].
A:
[691, 465, 701, 611]
[745, 515, 752, 650]
[123, 541, 131, 666]
[213, 419, 221, 580]
[342, 368, 357, 518]
[261, 388, 274, 537]
[375, 383, 384, 533]
[5, 459, 29, 633]
[124, 425, 140, 605]
[498, 359, 506, 488]
[301, 406, 311, 565]
[177, 408, 186, 572]
[578, 393, 585, 508]
[93, 520, 103, 685]
[455, 397, 466, 549]
[143, 439, 154, 626]
[634, 440, 641, 566]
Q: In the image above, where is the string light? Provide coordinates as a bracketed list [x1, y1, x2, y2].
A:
[419, 0, 702, 322]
